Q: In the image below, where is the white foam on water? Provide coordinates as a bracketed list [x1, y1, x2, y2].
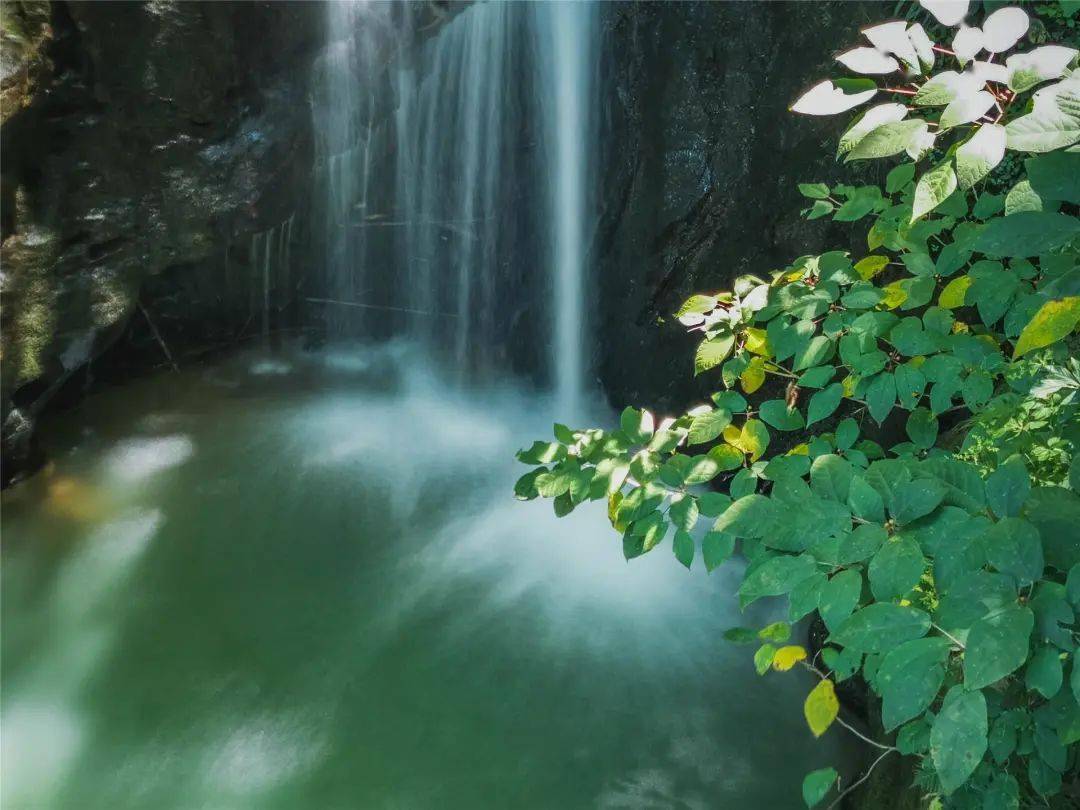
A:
[102, 434, 194, 484]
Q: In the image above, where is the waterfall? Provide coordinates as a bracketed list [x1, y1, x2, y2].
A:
[311, 1, 598, 407]
[250, 215, 295, 346]
[536, 2, 597, 418]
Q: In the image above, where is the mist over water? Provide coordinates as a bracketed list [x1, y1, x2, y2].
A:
[2, 345, 859, 808]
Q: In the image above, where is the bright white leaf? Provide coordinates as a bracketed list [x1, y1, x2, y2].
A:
[919, 0, 969, 27]
[940, 90, 996, 129]
[953, 25, 984, 66]
[836, 47, 900, 75]
[863, 21, 921, 70]
[955, 124, 1006, 188]
[1005, 46, 1079, 93]
[791, 80, 877, 116]
[1005, 74, 1080, 152]
[913, 70, 983, 106]
[981, 7, 1028, 54]
[907, 24, 936, 73]
[838, 103, 909, 156]
[970, 61, 1009, 84]
[906, 124, 938, 160]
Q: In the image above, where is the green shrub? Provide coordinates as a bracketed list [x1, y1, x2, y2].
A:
[516, 2, 1080, 806]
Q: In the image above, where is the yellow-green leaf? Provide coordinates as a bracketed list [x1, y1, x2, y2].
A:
[740, 419, 770, 462]
[773, 644, 808, 672]
[744, 327, 771, 356]
[804, 679, 840, 737]
[1013, 296, 1080, 358]
[695, 334, 735, 375]
[881, 280, 908, 310]
[938, 276, 972, 309]
[855, 255, 889, 280]
[740, 356, 766, 393]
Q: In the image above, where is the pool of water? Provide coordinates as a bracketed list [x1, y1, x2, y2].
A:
[1, 344, 860, 809]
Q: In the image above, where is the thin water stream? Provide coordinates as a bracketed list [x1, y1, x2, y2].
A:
[2, 346, 859, 808]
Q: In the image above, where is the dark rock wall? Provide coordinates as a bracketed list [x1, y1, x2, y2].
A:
[0, 0, 324, 481]
[591, 1, 881, 413]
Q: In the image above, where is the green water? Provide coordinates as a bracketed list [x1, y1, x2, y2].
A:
[2, 346, 860, 809]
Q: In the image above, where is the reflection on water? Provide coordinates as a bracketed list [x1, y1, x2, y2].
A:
[2, 343, 861, 809]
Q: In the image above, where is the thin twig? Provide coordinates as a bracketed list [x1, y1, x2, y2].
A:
[305, 297, 459, 318]
[139, 303, 180, 373]
[827, 749, 896, 810]
[933, 623, 966, 650]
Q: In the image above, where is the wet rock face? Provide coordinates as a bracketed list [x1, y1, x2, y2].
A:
[592, 2, 876, 412]
[1, 0, 323, 483]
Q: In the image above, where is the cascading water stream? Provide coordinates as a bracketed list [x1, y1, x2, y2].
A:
[312, 1, 597, 410]
[537, 2, 597, 419]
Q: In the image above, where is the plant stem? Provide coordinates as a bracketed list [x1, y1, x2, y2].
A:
[827, 748, 896, 810]
[932, 623, 966, 650]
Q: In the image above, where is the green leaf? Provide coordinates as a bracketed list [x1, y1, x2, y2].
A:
[912, 161, 957, 222]
[759, 399, 806, 432]
[712, 494, 776, 539]
[831, 603, 931, 653]
[754, 643, 778, 674]
[930, 686, 988, 794]
[869, 537, 926, 601]
[905, 408, 938, 450]
[739, 553, 820, 608]
[835, 418, 859, 452]
[1013, 297, 1080, 359]
[707, 443, 744, 472]
[877, 637, 952, 731]
[683, 455, 722, 485]
[687, 408, 733, 444]
[848, 476, 886, 524]
[965, 606, 1035, 690]
[702, 531, 735, 572]
[517, 441, 566, 465]
[865, 373, 896, 425]
[1004, 76, 1080, 153]
[886, 163, 916, 194]
[1026, 151, 1080, 204]
[1005, 179, 1059, 216]
[810, 454, 853, 503]
[1024, 487, 1080, 571]
[758, 621, 792, 643]
[673, 529, 695, 570]
[669, 494, 700, 532]
[723, 627, 758, 644]
[1026, 646, 1064, 699]
[620, 407, 654, 443]
[986, 455, 1030, 519]
[798, 183, 831, 200]
[806, 383, 844, 427]
[838, 524, 887, 564]
[846, 119, 927, 161]
[729, 469, 757, 499]
[985, 517, 1044, 586]
[975, 213, 1080, 258]
[819, 569, 862, 632]
[793, 335, 835, 371]
[801, 767, 837, 808]
[889, 479, 946, 525]
[695, 334, 736, 376]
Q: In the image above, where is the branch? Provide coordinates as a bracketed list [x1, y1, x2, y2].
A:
[827, 748, 896, 810]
